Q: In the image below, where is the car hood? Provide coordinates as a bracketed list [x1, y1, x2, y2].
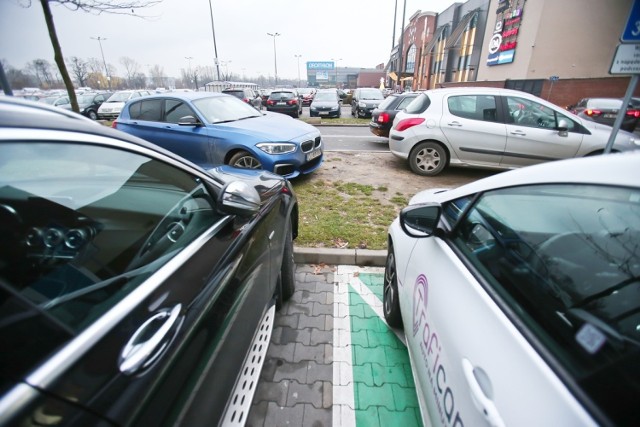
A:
[211, 112, 319, 142]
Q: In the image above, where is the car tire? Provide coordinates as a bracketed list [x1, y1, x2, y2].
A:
[409, 141, 448, 176]
[87, 110, 98, 120]
[228, 151, 262, 169]
[383, 246, 403, 328]
[351, 106, 355, 117]
[293, 109, 300, 118]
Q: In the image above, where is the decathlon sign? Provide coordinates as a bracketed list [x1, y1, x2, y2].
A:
[307, 61, 335, 70]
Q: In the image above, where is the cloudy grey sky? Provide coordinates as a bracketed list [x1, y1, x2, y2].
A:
[1, 0, 456, 81]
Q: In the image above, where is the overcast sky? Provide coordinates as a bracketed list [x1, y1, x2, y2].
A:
[1, 0, 457, 81]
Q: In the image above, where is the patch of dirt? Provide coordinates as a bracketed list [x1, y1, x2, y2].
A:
[310, 151, 498, 203]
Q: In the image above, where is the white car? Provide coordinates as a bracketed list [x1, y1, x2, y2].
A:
[97, 89, 150, 120]
[384, 151, 640, 427]
[389, 87, 639, 176]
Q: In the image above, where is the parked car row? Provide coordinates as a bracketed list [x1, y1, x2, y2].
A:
[568, 97, 640, 132]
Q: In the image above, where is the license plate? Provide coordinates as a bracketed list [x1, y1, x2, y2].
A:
[306, 149, 322, 161]
[319, 111, 329, 116]
[604, 113, 616, 119]
[277, 102, 286, 106]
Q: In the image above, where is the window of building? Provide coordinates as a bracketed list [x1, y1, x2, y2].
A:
[406, 45, 416, 73]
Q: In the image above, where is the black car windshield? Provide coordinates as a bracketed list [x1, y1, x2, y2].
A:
[360, 89, 384, 100]
[193, 95, 262, 123]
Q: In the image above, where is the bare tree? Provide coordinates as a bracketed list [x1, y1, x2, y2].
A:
[27, 59, 55, 88]
[120, 56, 141, 88]
[68, 56, 89, 87]
[149, 64, 165, 88]
[13, 0, 161, 112]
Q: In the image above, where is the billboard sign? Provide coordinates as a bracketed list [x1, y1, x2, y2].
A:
[307, 61, 335, 70]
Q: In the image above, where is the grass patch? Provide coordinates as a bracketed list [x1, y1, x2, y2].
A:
[292, 178, 406, 250]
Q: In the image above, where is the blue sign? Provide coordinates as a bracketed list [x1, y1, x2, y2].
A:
[307, 61, 334, 70]
[622, 0, 640, 42]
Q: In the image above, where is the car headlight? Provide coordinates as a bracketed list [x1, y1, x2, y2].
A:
[256, 142, 297, 155]
[631, 136, 640, 146]
[358, 101, 366, 108]
[310, 106, 317, 111]
[331, 106, 338, 111]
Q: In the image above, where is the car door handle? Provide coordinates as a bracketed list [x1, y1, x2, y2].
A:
[462, 358, 505, 427]
[119, 304, 183, 375]
[447, 121, 463, 127]
[510, 130, 527, 136]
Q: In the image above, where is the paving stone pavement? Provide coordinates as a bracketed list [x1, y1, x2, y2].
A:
[246, 264, 423, 427]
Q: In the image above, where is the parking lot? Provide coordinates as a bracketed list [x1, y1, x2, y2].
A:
[247, 264, 423, 427]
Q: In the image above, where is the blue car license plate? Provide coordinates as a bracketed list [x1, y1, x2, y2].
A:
[306, 149, 322, 161]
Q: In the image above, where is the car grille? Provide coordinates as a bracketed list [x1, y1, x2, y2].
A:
[301, 136, 321, 153]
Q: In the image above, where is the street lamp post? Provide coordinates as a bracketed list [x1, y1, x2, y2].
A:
[91, 36, 110, 90]
[267, 32, 280, 86]
[208, 0, 221, 81]
[294, 54, 302, 87]
[332, 58, 342, 88]
[185, 56, 193, 89]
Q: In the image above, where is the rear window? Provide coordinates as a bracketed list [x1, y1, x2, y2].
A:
[404, 93, 431, 114]
[377, 95, 397, 110]
[586, 99, 623, 109]
[223, 90, 244, 99]
[269, 92, 295, 100]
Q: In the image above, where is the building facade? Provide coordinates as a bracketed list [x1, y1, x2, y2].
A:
[388, 0, 638, 107]
[304, 62, 384, 89]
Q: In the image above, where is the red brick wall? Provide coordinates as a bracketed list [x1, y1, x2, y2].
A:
[438, 77, 640, 109]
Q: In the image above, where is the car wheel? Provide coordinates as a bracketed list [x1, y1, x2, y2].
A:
[409, 142, 448, 176]
[383, 246, 403, 328]
[351, 106, 355, 117]
[87, 110, 98, 120]
[229, 151, 262, 169]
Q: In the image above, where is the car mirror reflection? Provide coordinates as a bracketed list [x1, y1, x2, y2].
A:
[219, 181, 261, 217]
[399, 203, 442, 237]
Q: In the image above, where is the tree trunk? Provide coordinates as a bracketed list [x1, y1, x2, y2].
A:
[40, 0, 79, 113]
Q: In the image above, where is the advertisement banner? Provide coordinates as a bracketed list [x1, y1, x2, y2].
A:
[307, 61, 335, 70]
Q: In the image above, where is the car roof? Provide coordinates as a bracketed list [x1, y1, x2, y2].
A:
[424, 151, 640, 204]
[131, 91, 227, 101]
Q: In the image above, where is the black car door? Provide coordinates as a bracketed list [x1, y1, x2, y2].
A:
[0, 140, 279, 426]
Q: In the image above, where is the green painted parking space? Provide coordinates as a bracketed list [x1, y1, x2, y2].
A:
[333, 267, 423, 427]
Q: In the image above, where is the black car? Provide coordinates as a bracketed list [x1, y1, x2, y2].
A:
[309, 90, 342, 118]
[369, 92, 420, 137]
[76, 91, 112, 120]
[0, 97, 298, 426]
[265, 89, 303, 118]
[222, 87, 263, 110]
[351, 88, 385, 118]
[569, 97, 640, 132]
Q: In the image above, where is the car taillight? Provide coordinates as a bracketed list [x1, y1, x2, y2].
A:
[267, 100, 275, 105]
[243, 98, 250, 103]
[377, 112, 390, 124]
[585, 109, 602, 117]
[626, 109, 640, 118]
[287, 99, 299, 105]
[395, 117, 425, 132]
[111, 120, 117, 128]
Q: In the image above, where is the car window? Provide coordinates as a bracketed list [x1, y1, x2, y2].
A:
[397, 95, 417, 109]
[108, 92, 133, 102]
[192, 95, 262, 123]
[0, 142, 221, 378]
[129, 99, 163, 121]
[313, 92, 337, 101]
[358, 89, 384, 100]
[448, 95, 499, 122]
[506, 96, 577, 130]
[376, 95, 397, 110]
[451, 184, 640, 386]
[269, 91, 294, 100]
[404, 93, 431, 114]
[164, 99, 196, 123]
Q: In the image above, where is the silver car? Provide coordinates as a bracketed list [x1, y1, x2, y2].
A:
[389, 87, 639, 176]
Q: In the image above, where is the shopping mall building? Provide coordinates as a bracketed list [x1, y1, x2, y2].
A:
[386, 0, 637, 108]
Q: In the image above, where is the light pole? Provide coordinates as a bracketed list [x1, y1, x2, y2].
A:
[91, 36, 110, 90]
[294, 54, 302, 87]
[332, 58, 342, 88]
[208, 0, 221, 80]
[185, 56, 193, 89]
[267, 32, 280, 86]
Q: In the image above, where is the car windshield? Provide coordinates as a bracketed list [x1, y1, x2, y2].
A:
[269, 92, 295, 100]
[76, 95, 96, 104]
[192, 95, 262, 123]
[360, 89, 384, 100]
[40, 97, 59, 105]
[108, 92, 133, 102]
[377, 95, 397, 110]
[223, 90, 244, 99]
[587, 99, 623, 109]
[314, 92, 336, 101]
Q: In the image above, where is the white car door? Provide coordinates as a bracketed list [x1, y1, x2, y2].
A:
[439, 94, 507, 167]
[502, 95, 584, 168]
[399, 188, 600, 427]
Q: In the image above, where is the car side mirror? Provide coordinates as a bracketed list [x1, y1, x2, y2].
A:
[557, 119, 569, 136]
[177, 115, 201, 126]
[219, 181, 261, 217]
[399, 203, 442, 238]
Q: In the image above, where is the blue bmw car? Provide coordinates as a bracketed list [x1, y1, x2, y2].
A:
[113, 92, 323, 178]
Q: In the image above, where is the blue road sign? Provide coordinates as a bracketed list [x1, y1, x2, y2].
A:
[622, 0, 640, 42]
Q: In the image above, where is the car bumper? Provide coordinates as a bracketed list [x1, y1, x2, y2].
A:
[369, 122, 389, 137]
[267, 106, 299, 115]
[310, 110, 340, 118]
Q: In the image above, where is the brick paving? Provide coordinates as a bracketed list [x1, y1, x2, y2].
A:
[246, 264, 423, 427]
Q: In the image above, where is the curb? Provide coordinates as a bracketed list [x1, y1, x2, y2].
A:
[293, 246, 386, 267]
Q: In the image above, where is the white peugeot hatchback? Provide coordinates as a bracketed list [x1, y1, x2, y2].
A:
[389, 87, 639, 176]
[384, 151, 640, 426]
